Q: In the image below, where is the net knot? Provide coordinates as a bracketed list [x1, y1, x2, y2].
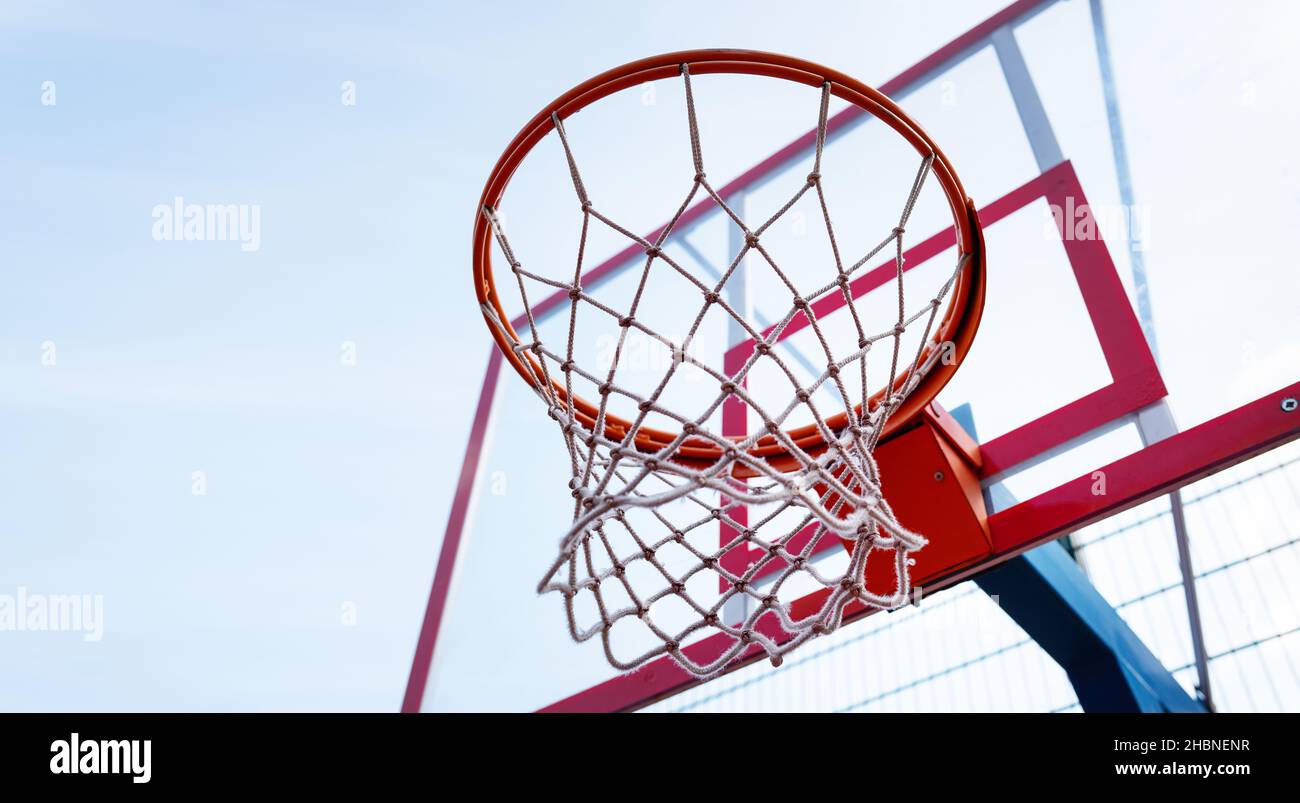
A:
[806, 171, 821, 186]
[893, 226, 906, 236]
[744, 231, 760, 247]
[694, 171, 707, 183]
[644, 245, 661, 258]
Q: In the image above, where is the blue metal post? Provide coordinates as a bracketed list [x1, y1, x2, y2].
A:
[949, 404, 1204, 712]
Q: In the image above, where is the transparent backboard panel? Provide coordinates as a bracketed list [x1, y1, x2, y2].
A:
[422, 0, 1300, 711]
[1072, 439, 1300, 712]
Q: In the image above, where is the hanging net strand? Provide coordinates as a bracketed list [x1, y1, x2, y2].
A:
[480, 64, 969, 679]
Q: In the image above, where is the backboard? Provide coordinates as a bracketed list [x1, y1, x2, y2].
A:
[409, 0, 1300, 712]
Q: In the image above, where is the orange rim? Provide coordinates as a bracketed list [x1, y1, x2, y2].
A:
[472, 49, 986, 469]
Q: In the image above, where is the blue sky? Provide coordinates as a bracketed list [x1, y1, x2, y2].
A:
[1, 1, 468, 710]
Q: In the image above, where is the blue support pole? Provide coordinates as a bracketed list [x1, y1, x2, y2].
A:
[976, 543, 1202, 712]
[948, 404, 1204, 713]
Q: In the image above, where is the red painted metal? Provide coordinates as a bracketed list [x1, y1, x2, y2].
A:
[723, 401, 993, 590]
[925, 401, 984, 470]
[401, 350, 504, 713]
[858, 415, 993, 593]
[877, 0, 1059, 97]
[540, 381, 1300, 712]
[979, 163, 1165, 475]
[987, 382, 1300, 555]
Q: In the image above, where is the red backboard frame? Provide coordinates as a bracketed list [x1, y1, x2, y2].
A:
[717, 160, 1165, 585]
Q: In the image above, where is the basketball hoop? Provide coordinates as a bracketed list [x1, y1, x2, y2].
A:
[472, 50, 987, 678]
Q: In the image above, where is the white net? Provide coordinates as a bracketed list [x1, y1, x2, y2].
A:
[482, 65, 969, 678]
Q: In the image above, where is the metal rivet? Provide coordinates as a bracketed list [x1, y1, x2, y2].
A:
[1283, 397, 1298, 413]
[933, 471, 944, 482]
